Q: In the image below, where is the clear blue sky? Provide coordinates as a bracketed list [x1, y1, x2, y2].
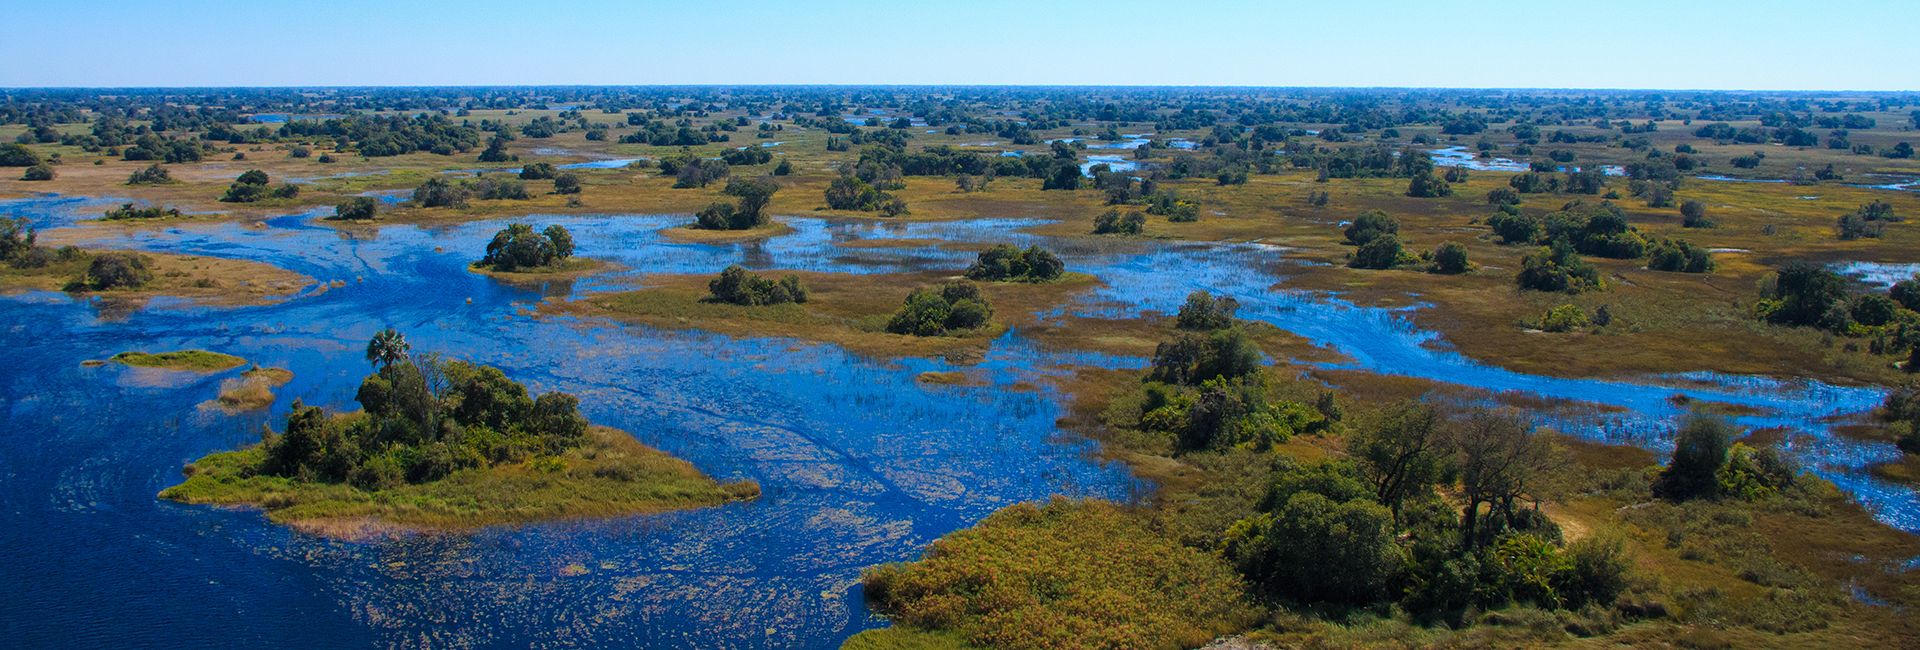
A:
[4, 0, 1915, 90]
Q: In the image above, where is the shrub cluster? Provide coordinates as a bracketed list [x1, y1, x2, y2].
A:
[707, 265, 807, 306]
[478, 223, 574, 271]
[885, 281, 992, 336]
[219, 169, 299, 203]
[965, 244, 1063, 283]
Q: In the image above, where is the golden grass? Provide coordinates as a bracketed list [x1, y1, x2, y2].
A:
[0, 248, 314, 308]
[204, 366, 293, 413]
[547, 269, 1102, 363]
[657, 220, 795, 243]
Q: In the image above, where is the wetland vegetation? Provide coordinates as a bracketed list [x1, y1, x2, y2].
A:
[6, 83, 1920, 648]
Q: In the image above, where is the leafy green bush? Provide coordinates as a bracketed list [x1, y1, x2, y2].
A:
[1430, 241, 1471, 274]
[1536, 304, 1590, 332]
[1174, 291, 1239, 330]
[77, 252, 152, 290]
[1092, 209, 1146, 235]
[479, 223, 574, 271]
[707, 265, 806, 306]
[965, 244, 1063, 283]
[1517, 241, 1603, 293]
[886, 282, 992, 336]
[1349, 234, 1409, 269]
[1646, 238, 1713, 273]
[1654, 415, 1734, 500]
[1344, 209, 1398, 245]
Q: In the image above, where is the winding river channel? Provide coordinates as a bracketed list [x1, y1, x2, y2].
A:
[0, 193, 1909, 647]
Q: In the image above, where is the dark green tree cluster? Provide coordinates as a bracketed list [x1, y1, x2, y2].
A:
[1543, 201, 1645, 259]
[479, 223, 574, 271]
[1092, 209, 1145, 235]
[965, 244, 1064, 283]
[21, 163, 54, 181]
[413, 177, 469, 207]
[1224, 404, 1627, 621]
[127, 163, 174, 185]
[121, 134, 205, 163]
[219, 170, 298, 203]
[256, 331, 590, 488]
[824, 174, 906, 216]
[103, 203, 182, 220]
[1343, 210, 1398, 246]
[1518, 241, 1604, 293]
[329, 196, 379, 221]
[1836, 200, 1899, 241]
[1652, 415, 1796, 501]
[1645, 238, 1713, 273]
[885, 281, 993, 336]
[76, 252, 152, 290]
[707, 265, 807, 306]
[695, 177, 779, 230]
[519, 162, 557, 180]
[660, 152, 730, 189]
[0, 143, 39, 166]
[275, 114, 481, 157]
[1175, 291, 1239, 330]
[1429, 242, 1471, 274]
[1405, 170, 1453, 198]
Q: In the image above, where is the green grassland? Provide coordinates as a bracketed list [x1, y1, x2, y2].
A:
[110, 349, 246, 371]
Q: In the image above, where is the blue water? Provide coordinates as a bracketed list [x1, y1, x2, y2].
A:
[1429, 146, 1529, 172]
[1834, 261, 1920, 289]
[3, 191, 1917, 646]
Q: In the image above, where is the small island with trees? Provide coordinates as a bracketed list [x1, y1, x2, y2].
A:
[159, 330, 757, 538]
[466, 222, 607, 281]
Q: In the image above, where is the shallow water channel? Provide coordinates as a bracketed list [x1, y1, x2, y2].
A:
[0, 193, 1911, 646]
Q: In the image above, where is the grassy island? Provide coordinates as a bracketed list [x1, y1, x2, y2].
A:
[160, 330, 755, 538]
[111, 349, 247, 372]
[0, 219, 311, 307]
[465, 221, 612, 281]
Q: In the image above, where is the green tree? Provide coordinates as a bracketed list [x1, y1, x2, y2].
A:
[722, 177, 780, 227]
[331, 196, 379, 221]
[1653, 415, 1735, 500]
[1344, 210, 1398, 245]
[1430, 242, 1471, 274]
[366, 328, 411, 368]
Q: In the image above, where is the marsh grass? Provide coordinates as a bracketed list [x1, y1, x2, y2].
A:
[207, 366, 293, 412]
[860, 498, 1259, 650]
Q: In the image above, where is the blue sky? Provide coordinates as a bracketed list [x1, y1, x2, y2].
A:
[3, 0, 1915, 90]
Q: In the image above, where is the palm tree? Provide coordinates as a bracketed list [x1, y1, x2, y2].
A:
[366, 328, 410, 368]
